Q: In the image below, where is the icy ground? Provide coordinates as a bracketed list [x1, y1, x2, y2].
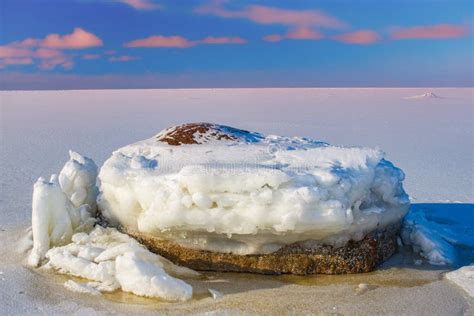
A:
[0, 88, 473, 308]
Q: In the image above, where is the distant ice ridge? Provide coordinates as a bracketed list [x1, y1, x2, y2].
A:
[27, 151, 196, 301]
[404, 92, 443, 99]
[98, 124, 410, 255]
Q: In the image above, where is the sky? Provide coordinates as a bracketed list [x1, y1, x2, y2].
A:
[0, 0, 473, 89]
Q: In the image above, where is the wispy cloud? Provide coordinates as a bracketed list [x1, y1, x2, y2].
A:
[263, 34, 284, 42]
[82, 54, 101, 60]
[263, 27, 323, 42]
[390, 24, 469, 40]
[124, 35, 194, 48]
[115, 0, 162, 10]
[333, 30, 380, 44]
[0, 46, 32, 58]
[199, 36, 247, 44]
[124, 34, 247, 48]
[196, 1, 346, 29]
[0, 28, 102, 70]
[109, 55, 139, 62]
[0, 58, 33, 68]
[286, 27, 323, 40]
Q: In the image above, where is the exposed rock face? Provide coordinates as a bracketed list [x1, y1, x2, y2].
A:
[123, 224, 400, 275]
[155, 122, 263, 145]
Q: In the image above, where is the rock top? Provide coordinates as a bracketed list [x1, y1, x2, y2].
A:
[155, 122, 264, 145]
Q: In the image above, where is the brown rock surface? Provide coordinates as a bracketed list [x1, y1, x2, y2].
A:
[122, 224, 401, 275]
[155, 122, 262, 145]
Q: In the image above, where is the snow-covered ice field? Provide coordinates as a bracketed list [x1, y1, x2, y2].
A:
[0, 88, 473, 314]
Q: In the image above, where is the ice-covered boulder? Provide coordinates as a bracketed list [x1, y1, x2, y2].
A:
[98, 123, 410, 274]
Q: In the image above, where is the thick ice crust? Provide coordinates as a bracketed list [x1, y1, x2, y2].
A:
[98, 123, 409, 255]
[123, 223, 401, 275]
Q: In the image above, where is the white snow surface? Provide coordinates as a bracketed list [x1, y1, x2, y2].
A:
[0, 88, 472, 313]
[445, 266, 474, 298]
[98, 125, 409, 254]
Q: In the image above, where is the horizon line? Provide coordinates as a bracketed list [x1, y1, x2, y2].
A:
[1, 86, 473, 92]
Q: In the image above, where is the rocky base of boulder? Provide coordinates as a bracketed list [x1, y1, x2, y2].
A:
[121, 224, 401, 275]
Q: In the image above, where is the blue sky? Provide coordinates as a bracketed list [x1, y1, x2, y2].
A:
[0, 0, 473, 89]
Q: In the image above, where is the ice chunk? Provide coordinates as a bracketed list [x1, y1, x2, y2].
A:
[44, 226, 195, 301]
[28, 151, 98, 267]
[64, 280, 102, 296]
[116, 252, 193, 301]
[29, 176, 75, 267]
[208, 288, 224, 300]
[59, 150, 99, 210]
[402, 207, 455, 265]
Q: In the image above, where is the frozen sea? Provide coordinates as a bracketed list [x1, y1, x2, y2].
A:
[0, 88, 473, 313]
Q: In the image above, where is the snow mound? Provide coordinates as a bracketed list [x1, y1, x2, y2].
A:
[98, 123, 410, 255]
[445, 266, 474, 298]
[404, 92, 443, 99]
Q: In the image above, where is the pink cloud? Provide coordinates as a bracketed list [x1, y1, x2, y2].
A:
[0, 28, 102, 70]
[16, 38, 41, 47]
[333, 30, 380, 44]
[42, 28, 103, 49]
[391, 24, 469, 40]
[0, 57, 33, 68]
[0, 46, 33, 58]
[196, 1, 346, 29]
[116, 0, 162, 10]
[35, 48, 64, 59]
[82, 54, 101, 60]
[104, 50, 117, 55]
[34, 49, 73, 70]
[263, 34, 284, 42]
[263, 27, 323, 42]
[200, 36, 247, 44]
[124, 35, 194, 48]
[0, 45, 71, 70]
[38, 56, 73, 70]
[109, 55, 139, 62]
[286, 27, 323, 40]
[125, 35, 248, 48]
